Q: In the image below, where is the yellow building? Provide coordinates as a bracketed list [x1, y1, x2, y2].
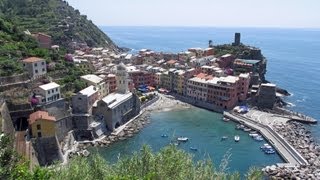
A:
[28, 111, 56, 138]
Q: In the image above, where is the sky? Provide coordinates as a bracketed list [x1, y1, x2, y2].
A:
[66, 0, 320, 28]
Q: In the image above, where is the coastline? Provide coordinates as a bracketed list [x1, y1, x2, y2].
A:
[65, 93, 192, 161]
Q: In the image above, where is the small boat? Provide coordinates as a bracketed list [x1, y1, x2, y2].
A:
[190, 147, 198, 151]
[243, 128, 252, 132]
[236, 124, 245, 130]
[265, 149, 276, 154]
[249, 133, 259, 137]
[177, 137, 189, 142]
[161, 134, 168, 137]
[223, 117, 230, 122]
[254, 136, 264, 141]
[260, 144, 272, 150]
[221, 136, 228, 141]
[250, 131, 257, 134]
[234, 135, 240, 142]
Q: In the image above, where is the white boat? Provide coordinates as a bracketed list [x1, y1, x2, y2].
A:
[177, 137, 189, 142]
[223, 117, 230, 122]
[243, 128, 251, 132]
[254, 136, 264, 141]
[234, 135, 240, 142]
[260, 143, 272, 150]
[249, 133, 259, 137]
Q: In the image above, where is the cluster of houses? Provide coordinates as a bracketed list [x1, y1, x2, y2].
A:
[12, 33, 277, 166]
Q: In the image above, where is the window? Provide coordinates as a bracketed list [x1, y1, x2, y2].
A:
[37, 132, 42, 137]
[52, 90, 54, 93]
[34, 63, 38, 67]
[48, 90, 50, 94]
[42, 62, 45, 65]
[56, 88, 58, 92]
[35, 70, 38, 73]
[23, 63, 25, 67]
[42, 68, 45, 72]
[37, 124, 41, 130]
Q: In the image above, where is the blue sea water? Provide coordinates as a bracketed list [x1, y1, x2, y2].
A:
[97, 26, 320, 174]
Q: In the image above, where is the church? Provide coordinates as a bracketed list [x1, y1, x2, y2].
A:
[93, 63, 141, 131]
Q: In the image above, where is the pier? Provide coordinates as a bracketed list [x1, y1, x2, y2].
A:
[224, 111, 308, 166]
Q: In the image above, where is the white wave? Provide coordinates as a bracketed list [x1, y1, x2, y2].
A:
[286, 102, 296, 107]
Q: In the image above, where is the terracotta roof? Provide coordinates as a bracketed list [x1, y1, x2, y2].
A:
[22, 57, 44, 63]
[28, 111, 56, 125]
[167, 60, 177, 65]
[196, 73, 207, 79]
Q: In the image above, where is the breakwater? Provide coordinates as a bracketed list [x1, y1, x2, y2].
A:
[224, 112, 307, 166]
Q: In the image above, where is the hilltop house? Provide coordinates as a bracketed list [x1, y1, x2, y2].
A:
[22, 57, 47, 79]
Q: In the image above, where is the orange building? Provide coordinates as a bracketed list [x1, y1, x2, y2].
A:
[28, 111, 56, 138]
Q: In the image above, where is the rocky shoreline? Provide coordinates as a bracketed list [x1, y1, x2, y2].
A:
[264, 121, 320, 179]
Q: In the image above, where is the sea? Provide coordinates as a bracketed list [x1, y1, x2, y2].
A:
[95, 26, 320, 174]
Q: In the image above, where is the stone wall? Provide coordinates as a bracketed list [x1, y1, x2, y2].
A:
[56, 116, 73, 142]
[0, 101, 15, 138]
[31, 136, 62, 166]
[0, 73, 29, 85]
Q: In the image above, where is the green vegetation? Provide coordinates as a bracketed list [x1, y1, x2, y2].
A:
[0, 16, 50, 76]
[0, 0, 119, 51]
[0, 134, 264, 180]
[214, 44, 264, 60]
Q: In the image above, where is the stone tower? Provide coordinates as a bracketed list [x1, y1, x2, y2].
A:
[233, 33, 241, 46]
[116, 62, 129, 94]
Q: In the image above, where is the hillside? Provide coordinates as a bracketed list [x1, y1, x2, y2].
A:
[0, 17, 49, 76]
[0, 0, 120, 52]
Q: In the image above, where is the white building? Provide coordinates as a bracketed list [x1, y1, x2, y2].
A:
[22, 57, 47, 79]
[35, 82, 60, 104]
[81, 74, 109, 98]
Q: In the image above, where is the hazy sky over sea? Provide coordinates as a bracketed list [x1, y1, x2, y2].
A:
[67, 0, 320, 28]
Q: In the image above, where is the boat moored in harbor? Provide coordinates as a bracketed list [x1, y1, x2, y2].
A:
[177, 137, 189, 142]
[234, 135, 240, 142]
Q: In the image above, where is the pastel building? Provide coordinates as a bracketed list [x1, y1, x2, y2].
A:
[186, 73, 213, 102]
[22, 57, 47, 79]
[106, 74, 117, 93]
[81, 74, 109, 98]
[34, 82, 61, 104]
[28, 111, 56, 138]
[172, 70, 185, 95]
[186, 73, 250, 110]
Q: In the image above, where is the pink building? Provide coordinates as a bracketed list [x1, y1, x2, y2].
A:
[106, 74, 117, 93]
[186, 73, 213, 102]
[32, 33, 52, 49]
[186, 73, 250, 110]
[217, 54, 235, 68]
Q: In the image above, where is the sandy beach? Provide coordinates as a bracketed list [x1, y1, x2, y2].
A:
[144, 93, 192, 112]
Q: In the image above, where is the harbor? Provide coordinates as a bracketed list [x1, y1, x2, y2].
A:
[224, 111, 308, 166]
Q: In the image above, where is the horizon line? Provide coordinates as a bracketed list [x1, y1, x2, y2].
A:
[98, 25, 320, 30]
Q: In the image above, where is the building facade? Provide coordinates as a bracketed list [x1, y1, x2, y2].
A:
[93, 63, 141, 131]
[29, 111, 56, 138]
[22, 57, 47, 79]
[34, 82, 61, 104]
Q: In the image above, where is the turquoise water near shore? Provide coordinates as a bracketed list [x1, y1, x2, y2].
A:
[96, 27, 320, 173]
[94, 108, 283, 174]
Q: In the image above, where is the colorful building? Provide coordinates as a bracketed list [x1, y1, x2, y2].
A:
[29, 111, 56, 138]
